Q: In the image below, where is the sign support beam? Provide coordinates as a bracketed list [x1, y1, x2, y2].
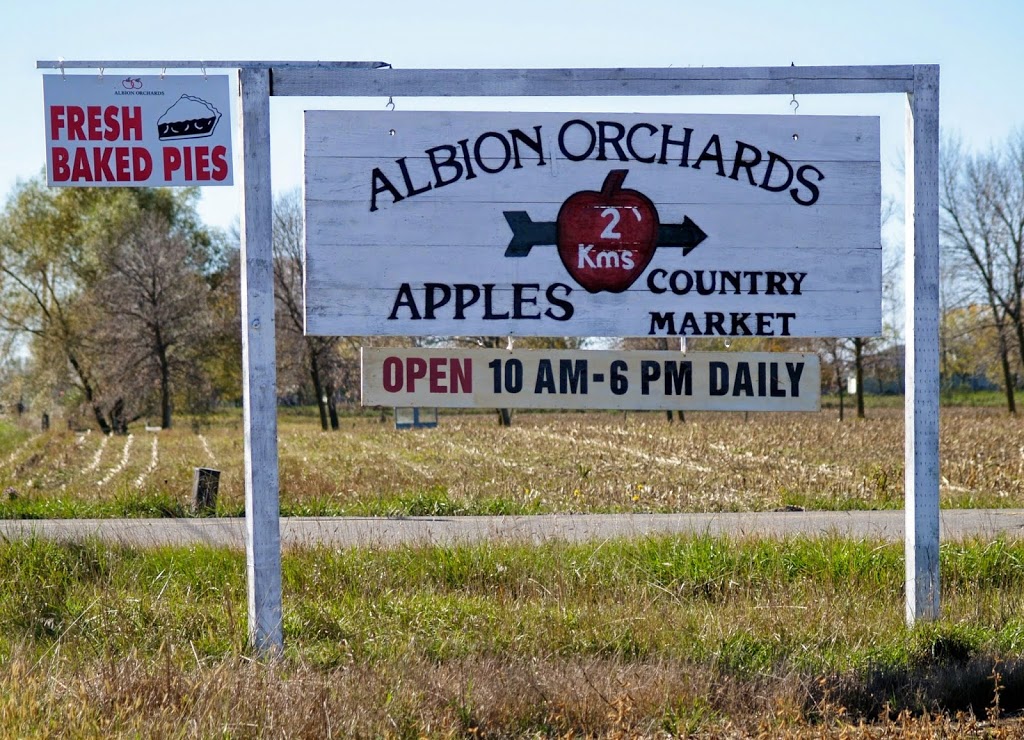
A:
[239, 67, 283, 655]
[904, 65, 941, 624]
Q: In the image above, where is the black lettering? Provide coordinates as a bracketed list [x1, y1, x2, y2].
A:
[559, 360, 588, 394]
[646, 268, 667, 294]
[398, 157, 432, 197]
[729, 140, 762, 185]
[778, 313, 795, 335]
[544, 283, 574, 321]
[626, 123, 657, 163]
[788, 272, 807, 295]
[426, 145, 463, 188]
[424, 283, 451, 319]
[457, 138, 478, 180]
[640, 360, 660, 395]
[786, 362, 805, 397]
[770, 363, 787, 397]
[705, 312, 726, 335]
[453, 284, 480, 319]
[597, 121, 628, 161]
[695, 270, 716, 296]
[388, 283, 421, 320]
[709, 362, 729, 395]
[719, 270, 741, 295]
[658, 124, 693, 166]
[474, 132, 512, 174]
[558, 119, 596, 161]
[766, 271, 788, 295]
[370, 167, 404, 212]
[730, 313, 752, 336]
[482, 284, 509, 320]
[791, 164, 824, 206]
[513, 283, 542, 319]
[648, 311, 676, 335]
[535, 359, 556, 394]
[510, 126, 546, 168]
[665, 361, 692, 396]
[679, 312, 701, 335]
[759, 150, 794, 193]
[732, 363, 753, 396]
[691, 134, 725, 177]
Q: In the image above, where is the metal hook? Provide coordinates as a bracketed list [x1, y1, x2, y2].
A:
[506, 336, 514, 351]
[160, 66, 166, 80]
[790, 93, 799, 114]
[98, 66, 104, 81]
[386, 95, 395, 111]
[58, 57, 65, 80]
[200, 62, 207, 80]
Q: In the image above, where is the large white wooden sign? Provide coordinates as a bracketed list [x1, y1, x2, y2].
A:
[43, 74, 233, 187]
[362, 348, 820, 412]
[305, 111, 880, 338]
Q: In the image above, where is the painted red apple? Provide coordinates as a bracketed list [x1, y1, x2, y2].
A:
[556, 169, 659, 294]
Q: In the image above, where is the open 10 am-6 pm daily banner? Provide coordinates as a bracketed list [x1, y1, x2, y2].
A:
[43, 74, 233, 187]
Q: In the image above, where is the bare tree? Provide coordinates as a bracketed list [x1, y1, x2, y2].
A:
[95, 212, 214, 429]
[272, 190, 347, 430]
[941, 133, 1024, 413]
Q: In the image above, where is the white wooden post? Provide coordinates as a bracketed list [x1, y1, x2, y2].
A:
[239, 67, 283, 654]
[904, 64, 941, 624]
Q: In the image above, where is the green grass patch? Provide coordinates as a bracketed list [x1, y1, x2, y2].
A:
[3, 534, 1024, 733]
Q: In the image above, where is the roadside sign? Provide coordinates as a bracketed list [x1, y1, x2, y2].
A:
[43, 74, 233, 187]
[362, 348, 821, 412]
[305, 111, 880, 338]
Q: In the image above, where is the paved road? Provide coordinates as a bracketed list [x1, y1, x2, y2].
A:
[2, 510, 1024, 550]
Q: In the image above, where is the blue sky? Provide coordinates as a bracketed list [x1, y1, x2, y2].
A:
[3, 0, 1022, 231]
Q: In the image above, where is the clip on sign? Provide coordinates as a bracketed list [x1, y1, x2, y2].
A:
[43, 74, 233, 187]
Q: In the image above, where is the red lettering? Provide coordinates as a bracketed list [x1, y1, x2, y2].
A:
[382, 357, 402, 393]
[103, 107, 120, 142]
[49, 107, 66, 140]
[429, 358, 447, 393]
[195, 147, 211, 181]
[67, 107, 86, 141]
[163, 147, 183, 180]
[212, 145, 229, 181]
[93, 147, 114, 181]
[71, 148, 92, 181]
[133, 148, 153, 180]
[113, 147, 131, 181]
[407, 358, 428, 392]
[51, 147, 70, 181]
[451, 359, 472, 393]
[86, 106, 103, 140]
[122, 106, 143, 141]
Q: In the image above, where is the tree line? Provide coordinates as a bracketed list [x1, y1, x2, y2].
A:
[1, 130, 1021, 433]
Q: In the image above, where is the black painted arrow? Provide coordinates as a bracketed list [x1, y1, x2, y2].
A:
[503, 211, 707, 258]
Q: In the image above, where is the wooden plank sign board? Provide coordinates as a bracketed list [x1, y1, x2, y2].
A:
[362, 349, 820, 412]
[305, 111, 880, 338]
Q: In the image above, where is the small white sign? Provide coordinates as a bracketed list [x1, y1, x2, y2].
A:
[305, 110, 880, 339]
[361, 348, 821, 412]
[43, 74, 233, 187]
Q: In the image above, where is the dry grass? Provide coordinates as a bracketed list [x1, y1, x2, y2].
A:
[0, 407, 1021, 517]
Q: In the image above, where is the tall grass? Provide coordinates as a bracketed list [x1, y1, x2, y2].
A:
[2, 535, 1024, 735]
[0, 407, 1022, 518]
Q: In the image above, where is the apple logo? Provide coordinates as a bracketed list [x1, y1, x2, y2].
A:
[556, 170, 659, 294]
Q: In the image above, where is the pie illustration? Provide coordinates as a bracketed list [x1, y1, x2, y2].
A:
[157, 95, 221, 140]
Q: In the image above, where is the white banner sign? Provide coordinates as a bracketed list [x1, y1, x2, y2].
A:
[305, 111, 880, 338]
[43, 74, 233, 187]
[361, 349, 820, 412]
